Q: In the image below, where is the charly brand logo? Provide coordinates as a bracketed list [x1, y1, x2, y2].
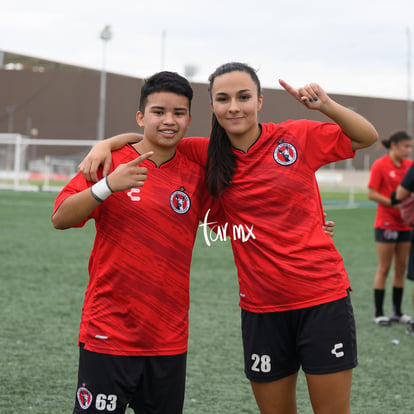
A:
[273, 140, 297, 166]
[170, 187, 191, 214]
[331, 343, 345, 358]
[199, 209, 256, 246]
[127, 188, 141, 201]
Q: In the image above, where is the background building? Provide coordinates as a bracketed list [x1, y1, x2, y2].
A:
[0, 50, 411, 180]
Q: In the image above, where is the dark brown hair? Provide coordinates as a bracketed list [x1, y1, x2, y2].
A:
[206, 62, 261, 198]
[381, 131, 411, 149]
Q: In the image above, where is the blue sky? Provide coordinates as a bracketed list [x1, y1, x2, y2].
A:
[2, 0, 414, 99]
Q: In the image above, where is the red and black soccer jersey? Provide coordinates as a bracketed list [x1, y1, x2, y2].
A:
[179, 120, 356, 312]
[53, 144, 213, 356]
[368, 154, 413, 231]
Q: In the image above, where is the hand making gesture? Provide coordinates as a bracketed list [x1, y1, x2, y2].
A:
[279, 78, 378, 150]
[107, 151, 153, 192]
[279, 79, 329, 110]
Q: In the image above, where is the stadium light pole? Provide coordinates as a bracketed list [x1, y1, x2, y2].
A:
[407, 26, 413, 138]
[97, 25, 112, 140]
[161, 30, 166, 70]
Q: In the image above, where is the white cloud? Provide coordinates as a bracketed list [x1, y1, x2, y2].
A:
[1, 0, 414, 99]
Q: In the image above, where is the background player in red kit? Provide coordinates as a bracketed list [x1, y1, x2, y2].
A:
[368, 131, 413, 326]
[78, 62, 378, 414]
[51, 71, 215, 414]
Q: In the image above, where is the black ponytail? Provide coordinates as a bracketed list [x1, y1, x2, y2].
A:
[205, 115, 236, 198]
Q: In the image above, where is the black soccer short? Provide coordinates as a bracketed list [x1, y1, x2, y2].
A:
[241, 292, 358, 382]
[73, 344, 187, 414]
[374, 227, 411, 243]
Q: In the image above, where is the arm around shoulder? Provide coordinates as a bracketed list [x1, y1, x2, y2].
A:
[79, 133, 144, 182]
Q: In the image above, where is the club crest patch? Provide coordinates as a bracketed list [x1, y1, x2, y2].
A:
[170, 187, 191, 214]
[273, 141, 297, 166]
[384, 229, 398, 240]
[77, 386, 93, 409]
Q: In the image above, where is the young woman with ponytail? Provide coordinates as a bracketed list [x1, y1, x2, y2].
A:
[79, 62, 378, 414]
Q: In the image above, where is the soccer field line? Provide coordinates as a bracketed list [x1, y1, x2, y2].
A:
[0, 199, 52, 208]
[322, 202, 375, 210]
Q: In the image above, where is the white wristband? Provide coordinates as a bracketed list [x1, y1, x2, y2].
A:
[90, 176, 113, 202]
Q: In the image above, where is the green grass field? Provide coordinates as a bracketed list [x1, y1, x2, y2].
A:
[0, 190, 412, 413]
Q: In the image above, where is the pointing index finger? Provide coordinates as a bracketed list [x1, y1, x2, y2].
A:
[128, 151, 154, 165]
[278, 79, 300, 100]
